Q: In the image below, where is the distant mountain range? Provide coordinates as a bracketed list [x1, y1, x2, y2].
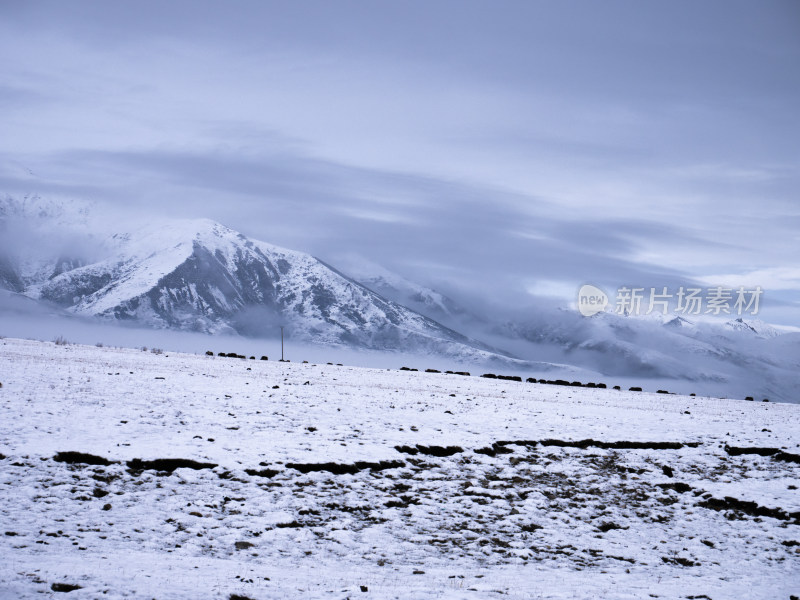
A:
[1, 194, 798, 402]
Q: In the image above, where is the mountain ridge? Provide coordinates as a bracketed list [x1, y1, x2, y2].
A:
[1, 206, 513, 362]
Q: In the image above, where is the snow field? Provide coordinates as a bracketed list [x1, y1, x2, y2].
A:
[0, 338, 798, 599]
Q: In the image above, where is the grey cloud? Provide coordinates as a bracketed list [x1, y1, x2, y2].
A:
[0, 1, 798, 325]
[0, 84, 52, 110]
[1, 145, 715, 308]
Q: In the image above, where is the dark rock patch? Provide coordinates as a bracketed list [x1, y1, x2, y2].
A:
[285, 462, 358, 475]
[394, 444, 464, 457]
[725, 445, 800, 464]
[493, 439, 696, 452]
[661, 556, 699, 567]
[495, 440, 539, 449]
[497, 375, 522, 382]
[724, 445, 780, 457]
[480, 373, 521, 382]
[53, 451, 115, 466]
[385, 495, 420, 508]
[51, 583, 82, 593]
[411, 445, 463, 457]
[772, 451, 800, 465]
[355, 460, 405, 471]
[126, 458, 218, 474]
[539, 439, 689, 450]
[474, 443, 515, 457]
[698, 495, 800, 524]
[656, 482, 693, 494]
[597, 521, 625, 532]
[285, 460, 405, 475]
[244, 468, 280, 478]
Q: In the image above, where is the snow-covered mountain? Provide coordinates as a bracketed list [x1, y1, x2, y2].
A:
[333, 256, 484, 330]
[488, 308, 800, 402]
[0, 193, 103, 289]
[343, 262, 798, 401]
[724, 317, 782, 338]
[0, 199, 507, 360]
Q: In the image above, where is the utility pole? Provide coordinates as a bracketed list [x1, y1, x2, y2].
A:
[280, 326, 284, 361]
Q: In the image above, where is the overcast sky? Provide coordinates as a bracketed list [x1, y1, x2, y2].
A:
[1, 1, 798, 324]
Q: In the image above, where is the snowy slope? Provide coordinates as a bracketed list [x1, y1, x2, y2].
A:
[339, 256, 481, 329]
[0, 193, 100, 287]
[0, 338, 798, 599]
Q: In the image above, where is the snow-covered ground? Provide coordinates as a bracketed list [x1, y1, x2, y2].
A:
[1, 337, 798, 599]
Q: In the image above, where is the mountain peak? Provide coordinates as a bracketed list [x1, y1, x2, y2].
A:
[1, 204, 503, 361]
[725, 317, 781, 339]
